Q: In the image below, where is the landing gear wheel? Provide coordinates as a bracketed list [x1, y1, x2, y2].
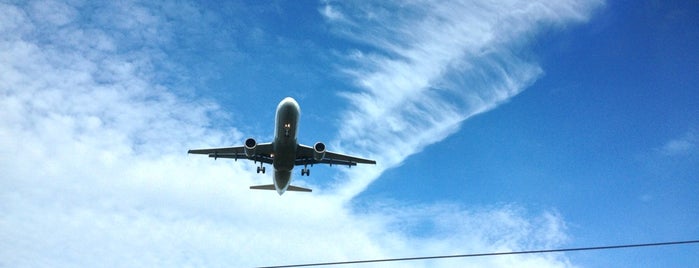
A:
[257, 166, 266, 174]
[301, 168, 310, 176]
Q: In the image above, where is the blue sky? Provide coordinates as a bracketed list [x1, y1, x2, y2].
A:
[1, 0, 697, 267]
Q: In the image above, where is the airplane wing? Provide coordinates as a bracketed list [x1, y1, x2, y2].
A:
[296, 144, 376, 167]
[188, 143, 274, 164]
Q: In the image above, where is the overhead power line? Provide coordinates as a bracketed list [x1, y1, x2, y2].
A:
[258, 239, 699, 268]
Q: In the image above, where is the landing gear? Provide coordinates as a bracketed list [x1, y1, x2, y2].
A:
[256, 164, 266, 174]
[284, 123, 291, 137]
[301, 168, 310, 176]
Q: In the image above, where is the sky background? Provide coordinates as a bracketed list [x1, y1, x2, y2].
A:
[1, 0, 697, 267]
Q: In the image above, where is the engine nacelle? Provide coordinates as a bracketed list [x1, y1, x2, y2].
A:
[244, 138, 257, 158]
[313, 142, 326, 161]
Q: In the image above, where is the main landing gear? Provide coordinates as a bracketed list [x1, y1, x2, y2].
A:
[256, 163, 266, 174]
[300, 164, 310, 176]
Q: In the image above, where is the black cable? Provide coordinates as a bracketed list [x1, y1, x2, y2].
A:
[257, 239, 699, 268]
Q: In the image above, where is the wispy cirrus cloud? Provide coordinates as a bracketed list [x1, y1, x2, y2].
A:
[321, 0, 602, 198]
[1, 1, 600, 267]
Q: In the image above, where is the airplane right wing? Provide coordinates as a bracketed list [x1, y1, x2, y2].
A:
[188, 143, 274, 164]
[296, 144, 376, 167]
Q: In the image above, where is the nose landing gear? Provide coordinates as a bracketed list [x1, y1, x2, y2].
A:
[284, 123, 291, 137]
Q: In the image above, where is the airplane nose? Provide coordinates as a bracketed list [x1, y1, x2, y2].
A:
[281, 97, 299, 108]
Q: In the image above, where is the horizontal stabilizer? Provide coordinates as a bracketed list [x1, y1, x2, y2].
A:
[249, 184, 312, 193]
[250, 184, 276, 190]
[287, 185, 312, 192]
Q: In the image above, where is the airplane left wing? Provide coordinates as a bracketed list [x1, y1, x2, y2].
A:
[296, 144, 376, 167]
[188, 143, 274, 164]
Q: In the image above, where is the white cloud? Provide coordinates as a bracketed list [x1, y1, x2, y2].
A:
[660, 129, 697, 156]
[324, 0, 602, 198]
[319, 1, 346, 22]
[28, 0, 77, 26]
[1, 1, 599, 267]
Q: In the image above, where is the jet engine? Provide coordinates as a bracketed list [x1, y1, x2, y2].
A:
[244, 138, 257, 158]
[313, 142, 326, 161]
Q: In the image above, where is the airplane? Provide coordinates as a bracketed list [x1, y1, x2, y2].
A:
[188, 97, 376, 195]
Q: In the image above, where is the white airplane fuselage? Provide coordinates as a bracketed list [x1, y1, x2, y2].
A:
[271, 97, 301, 194]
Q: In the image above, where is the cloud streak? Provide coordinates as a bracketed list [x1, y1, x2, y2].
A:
[322, 0, 602, 198]
[1, 1, 600, 267]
